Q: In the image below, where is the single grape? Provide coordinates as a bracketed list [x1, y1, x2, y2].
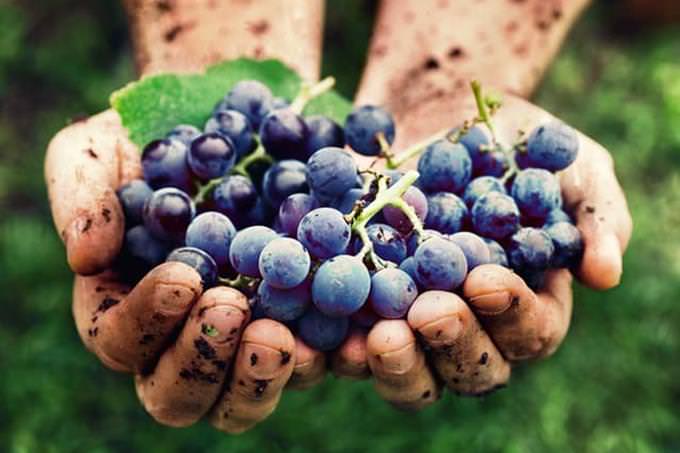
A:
[414, 237, 468, 290]
[526, 121, 579, 171]
[305, 115, 345, 155]
[223, 80, 273, 128]
[187, 132, 236, 181]
[463, 176, 507, 207]
[331, 188, 365, 215]
[259, 109, 310, 161]
[117, 179, 153, 227]
[545, 208, 573, 225]
[369, 268, 418, 319]
[167, 246, 218, 287]
[121, 225, 171, 274]
[166, 124, 201, 145]
[483, 238, 509, 267]
[471, 192, 520, 240]
[298, 307, 349, 351]
[297, 207, 351, 259]
[424, 192, 468, 234]
[382, 186, 428, 233]
[185, 212, 236, 270]
[306, 147, 358, 200]
[204, 109, 256, 159]
[353, 223, 408, 264]
[212, 175, 259, 227]
[456, 126, 488, 155]
[262, 160, 309, 207]
[449, 232, 491, 270]
[406, 229, 444, 256]
[258, 238, 310, 289]
[417, 139, 472, 193]
[544, 221, 583, 268]
[312, 255, 371, 317]
[511, 168, 562, 219]
[398, 256, 420, 285]
[351, 303, 380, 328]
[278, 193, 319, 237]
[141, 138, 194, 192]
[257, 280, 311, 322]
[506, 227, 555, 271]
[143, 188, 195, 241]
[228, 226, 278, 277]
[344, 105, 395, 156]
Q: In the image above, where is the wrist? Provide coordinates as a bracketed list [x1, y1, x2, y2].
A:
[356, 0, 590, 110]
[123, 0, 323, 80]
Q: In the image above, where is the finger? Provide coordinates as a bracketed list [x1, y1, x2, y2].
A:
[407, 291, 510, 396]
[331, 327, 370, 380]
[366, 320, 439, 410]
[287, 337, 327, 390]
[45, 110, 140, 275]
[135, 287, 249, 427]
[73, 262, 203, 373]
[210, 319, 296, 434]
[463, 264, 573, 361]
[560, 137, 633, 289]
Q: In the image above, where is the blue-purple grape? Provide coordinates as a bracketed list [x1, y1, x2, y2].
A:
[228, 226, 278, 277]
[382, 186, 428, 233]
[511, 168, 562, 219]
[312, 255, 370, 317]
[471, 192, 520, 240]
[185, 212, 236, 271]
[117, 179, 153, 227]
[417, 139, 472, 193]
[306, 147, 358, 200]
[262, 160, 309, 207]
[143, 188, 195, 241]
[414, 237, 468, 290]
[204, 109, 256, 159]
[424, 192, 468, 234]
[344, 105, 395, 156]
[526, 121, 579, 172]
[141, 138, 194, 192]
[187, 132, 236, 181]
[278, 193, 319, 237]
[257, 280, 311, 322]
[258, 237, 310, 289]
[369, 268, 418, 319]
[223, 80, 273, 128]
[167, 246, 218, 287]
[306, 115, 345, 155]
[259, 109, 310, 161]
[298, 307, 349, 351]
[297, 207, 350, 259]
[449, 232, 490, 270]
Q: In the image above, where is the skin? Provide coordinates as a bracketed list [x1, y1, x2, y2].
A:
[44, 0, 632, 431]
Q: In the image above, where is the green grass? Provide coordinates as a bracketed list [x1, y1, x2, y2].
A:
[1, 2, 679, 452]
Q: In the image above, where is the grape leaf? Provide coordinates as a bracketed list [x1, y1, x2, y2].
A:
[110, 58, 353, 147]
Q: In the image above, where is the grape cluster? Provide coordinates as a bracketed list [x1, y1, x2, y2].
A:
[116, 78, 583, 352]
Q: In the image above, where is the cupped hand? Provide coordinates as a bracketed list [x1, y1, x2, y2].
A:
[336, 91, 633, 409]
[45, 110, 334, 432]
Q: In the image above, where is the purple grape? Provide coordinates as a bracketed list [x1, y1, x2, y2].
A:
[278, 193, 319, 237]
[143, 188, 195, 242]
[382, 186, 428, 233]
[141, 138, 194, 193]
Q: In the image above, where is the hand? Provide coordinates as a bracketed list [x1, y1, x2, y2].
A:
[45, 110, 334, 432]
[341, 91, 633, 408]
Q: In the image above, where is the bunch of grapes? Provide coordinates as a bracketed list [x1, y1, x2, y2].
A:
[116, 77, 583, 353]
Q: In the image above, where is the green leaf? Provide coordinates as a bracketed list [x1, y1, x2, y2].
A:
[110, 58, 353, 147]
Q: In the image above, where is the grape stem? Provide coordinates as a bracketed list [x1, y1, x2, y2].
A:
[385, 129, 449, 169]
[470, 80, 499, 144]
[193, 177, 223, 205]
[219, 274, 258, 293]
[352, 170, 422, 269]
[231, 143, 273, 177]
[290, 76, 336, 114]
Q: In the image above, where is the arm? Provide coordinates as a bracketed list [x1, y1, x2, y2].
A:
[344, 0, 632, 407]
[46, 0, 327, 433]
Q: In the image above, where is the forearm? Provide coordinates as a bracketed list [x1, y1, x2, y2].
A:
[123, 0, 324, 80]
[356, 0, 590, 115]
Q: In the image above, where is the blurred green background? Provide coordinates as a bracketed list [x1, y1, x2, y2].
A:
[1, 1, 679, 452]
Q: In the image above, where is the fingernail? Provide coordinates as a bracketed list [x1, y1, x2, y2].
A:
[469, 291, 514, 315]
[417, 314, 464, 343]
[201, 306, 246, 343]
[376, 343, 417, 374]
[242, 343, 291, 379]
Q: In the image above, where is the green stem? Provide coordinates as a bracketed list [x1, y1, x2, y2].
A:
[194, 177, 223, 205]
[290, 76, 336, 114]
[352, 171, 420, 268]
[471, 80, 498, 143]
[386, 129, 449, 169]
[219, 274, 258, 292]
[230, 144, 273, 177]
